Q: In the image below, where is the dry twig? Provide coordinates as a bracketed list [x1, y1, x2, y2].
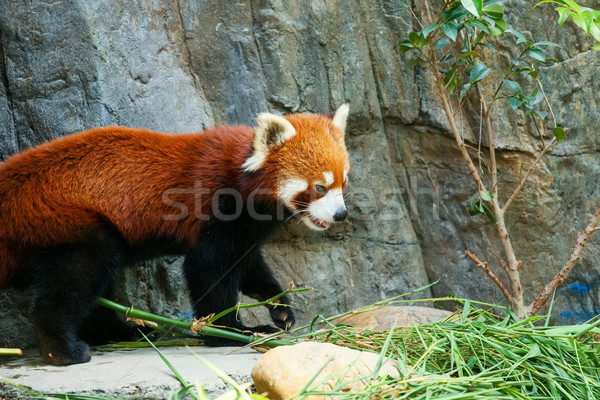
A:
[465, 249, 513, 304]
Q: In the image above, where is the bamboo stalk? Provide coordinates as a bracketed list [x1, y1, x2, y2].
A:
[0, 348, 23, 356]
[97, 298, 295, 348]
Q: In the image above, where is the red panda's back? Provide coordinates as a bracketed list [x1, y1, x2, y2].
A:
[0, 128, 194, 281]
[0, 125, 257, 285]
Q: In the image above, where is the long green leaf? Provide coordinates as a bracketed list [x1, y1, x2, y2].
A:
[143, 332, 201, 400]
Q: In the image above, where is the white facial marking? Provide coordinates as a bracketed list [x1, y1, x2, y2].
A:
[343, 169, 348, 182]
[303, 188, 346, 230]
[279, 179, 309, 207]
[323, 171, 334, 186]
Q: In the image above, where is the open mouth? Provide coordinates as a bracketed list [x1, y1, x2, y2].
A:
[309, 216, 330, 229]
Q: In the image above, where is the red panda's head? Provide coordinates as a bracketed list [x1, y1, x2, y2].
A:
[243, 105, 350, 231]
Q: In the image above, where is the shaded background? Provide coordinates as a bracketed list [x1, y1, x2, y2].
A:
[1, 0, 599, 348]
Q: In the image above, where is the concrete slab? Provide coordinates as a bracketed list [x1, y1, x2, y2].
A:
[0, 346, 263, 399]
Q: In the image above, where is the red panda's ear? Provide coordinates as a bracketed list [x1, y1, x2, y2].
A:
[242, 113, 296, 172]
[331, 104, 349, 145]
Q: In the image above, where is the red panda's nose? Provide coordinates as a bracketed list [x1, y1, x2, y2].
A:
[333, 208, 348, 222]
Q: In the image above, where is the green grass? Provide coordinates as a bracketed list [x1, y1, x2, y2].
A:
[301, 299, 600, 399]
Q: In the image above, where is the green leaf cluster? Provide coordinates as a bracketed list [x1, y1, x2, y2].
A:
[536, 0, 600, 49]
[399, 1, 568, 224]
[468, 190, 496, 223]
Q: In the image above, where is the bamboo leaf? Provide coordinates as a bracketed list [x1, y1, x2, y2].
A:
[533, 40, 561, 47]
[469, 20, 489, 33]
[398, 39, 413, 53]
[458, 50, 481, 60]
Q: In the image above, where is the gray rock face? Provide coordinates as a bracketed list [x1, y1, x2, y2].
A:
[0, 0, 598, 351]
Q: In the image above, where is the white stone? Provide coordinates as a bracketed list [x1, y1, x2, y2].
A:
[252, 342, 398, 400]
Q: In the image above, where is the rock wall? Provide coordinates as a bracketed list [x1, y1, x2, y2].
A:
[1, 0, 599, 348]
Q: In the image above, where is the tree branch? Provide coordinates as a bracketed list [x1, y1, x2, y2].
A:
[528, 202, 600, 316]
[502, 137, 556, 217]
[477, 83, 523, 316]
[478, 86, 498, 195]
[429, 44, 487, 193]
[465, 249, 512, 303]
[488, 247, 509, 274]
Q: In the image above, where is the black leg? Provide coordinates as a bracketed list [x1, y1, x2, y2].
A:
[240, 250, 295, 330]
[184, 240, 246, 331]
[30, 227, 125, 365]
[184, 240, 294, 347]
[79, 300, 140, 346]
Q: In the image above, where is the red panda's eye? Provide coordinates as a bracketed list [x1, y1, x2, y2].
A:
[315, 184, 328, 194]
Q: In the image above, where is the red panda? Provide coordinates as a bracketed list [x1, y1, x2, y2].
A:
[0, 105, 350, 365]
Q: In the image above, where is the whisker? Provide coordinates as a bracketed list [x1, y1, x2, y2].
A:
[296, 214, 311, 225]
[286, 209, 308, 223]
[289, 200, 310, 206]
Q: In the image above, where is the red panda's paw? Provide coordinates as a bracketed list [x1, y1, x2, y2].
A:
[270, 305, 295, 331]
[39, 340, 91, 366]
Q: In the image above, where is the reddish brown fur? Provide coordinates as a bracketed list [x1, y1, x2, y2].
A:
[0, 126, 268, 286]
[0, 113, 348, 287]
[270, 114, 349, 189]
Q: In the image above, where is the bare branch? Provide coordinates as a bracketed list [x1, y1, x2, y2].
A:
[536, 78, 558, 129]
[478, 96, 484, 173]
[424, 0, 434, 25]
[429, 44, 487, 193]
[477, 85, 498, 195]
[528, 203, 600, 316]
[531, 115, 547, 148]
[465, 249, 513, 303]
[488, 247, 509, 274]
[502, 137, 557, 217]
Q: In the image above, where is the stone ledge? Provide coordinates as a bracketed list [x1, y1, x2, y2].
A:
[0, 346, 261, 399]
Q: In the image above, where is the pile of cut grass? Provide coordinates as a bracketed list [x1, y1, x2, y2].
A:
[303, 300, 600, 399]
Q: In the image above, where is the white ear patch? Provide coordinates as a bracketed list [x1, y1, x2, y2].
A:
[243, 113, 297, 172]
[332, 103, 350, 133]
[242, 152, 266, 172]
[323, 171, 334, 186]
[279, 178, 308, 205]
[256, 113, 296, 146]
